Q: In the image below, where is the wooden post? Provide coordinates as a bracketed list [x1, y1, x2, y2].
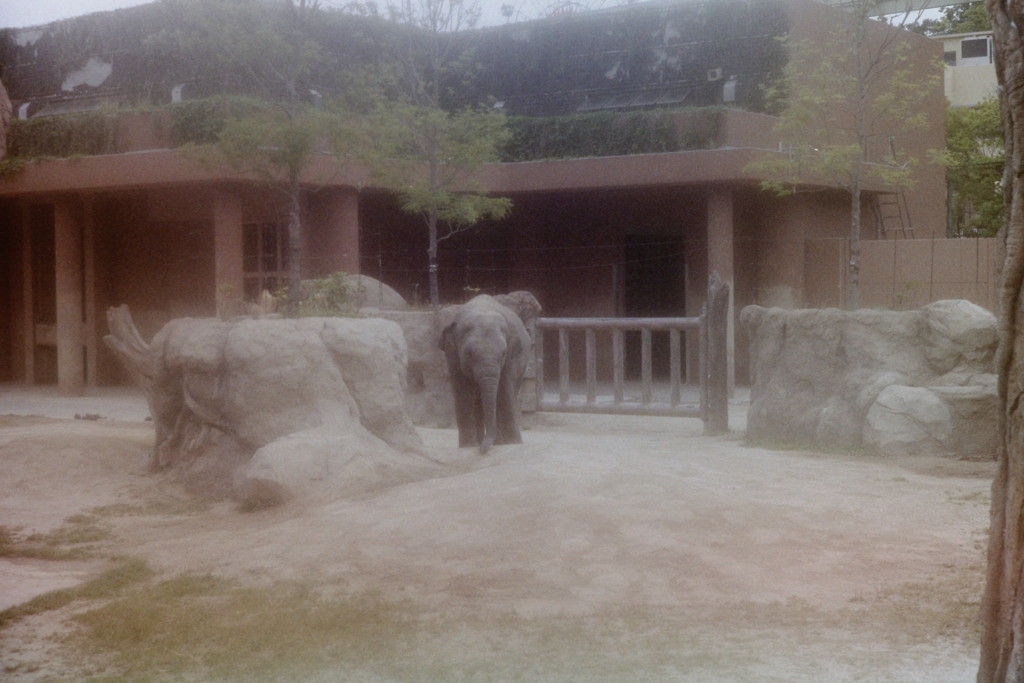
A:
[612, 328, 624, 403]
[559, 328, 569, 403]
[585, 328, 596, 404]
[704, 272, 729, 435]
[670, 328, 681, 407]
[535, 326, 545, 409]
[641, 328, 652, 405]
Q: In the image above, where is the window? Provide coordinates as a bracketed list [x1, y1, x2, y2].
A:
[243, 222, 288, 300]
[961, 38, 988, 59]
[944, 50, 957, 66]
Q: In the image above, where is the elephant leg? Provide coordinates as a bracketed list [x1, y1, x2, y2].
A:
[495, 371, 523, 446]
[451, 373, 480, 448]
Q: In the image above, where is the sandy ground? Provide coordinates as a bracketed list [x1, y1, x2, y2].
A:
[0, 385, 995, 681]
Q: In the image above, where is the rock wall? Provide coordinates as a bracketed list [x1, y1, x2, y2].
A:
[107, 313, 438, 506]
[741, 300, 997, 458]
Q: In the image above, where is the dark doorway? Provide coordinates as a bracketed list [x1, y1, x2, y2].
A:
[623, 235, 686, 378]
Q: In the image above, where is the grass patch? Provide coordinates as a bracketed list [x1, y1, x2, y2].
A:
[58, 558, 987, 681]
[28, 514, 112, 546]
[89, 497, 210, 518]
[71, 577, 413, 681]
[0, 558, 153, 628]
[0, 516, 112, 561]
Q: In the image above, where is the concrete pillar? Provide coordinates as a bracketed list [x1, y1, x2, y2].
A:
[213, 190, 244, 315]
[54, 199, 84, 395]
[82, 196, 98, 386]
[311, 188, 360, 276]
[20, 203, 33, 385]
[706, 188, 735, 394]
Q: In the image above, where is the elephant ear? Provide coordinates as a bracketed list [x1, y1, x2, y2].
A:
[439, 321, 458, 354]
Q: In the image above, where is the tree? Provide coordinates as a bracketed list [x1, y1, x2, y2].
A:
[364, 0, 513, 306]
[142, 0, 333, 102]
[201, 101, 355, 312]
[941, 98, 1004, 237]
[746, 0, 938, 309]
[976, 0, 1024, 678]
[909, 0, 991, 36]
[157, 0, 363, 312]
[369, 102, 511, 306]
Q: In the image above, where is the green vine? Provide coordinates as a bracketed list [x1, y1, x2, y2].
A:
[500, 107, 723, 162]
[168, 95, 268, 146]
[2, 98, 726, 175]
[7, 108, 118, 160]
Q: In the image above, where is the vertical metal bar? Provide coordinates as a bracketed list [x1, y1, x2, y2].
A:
[585, 328, 597, 404]
[559, 328, 569, 404]
[641, 327, 652, 404]
[613, 328, 624, 403]
[670, 328, 681, 407]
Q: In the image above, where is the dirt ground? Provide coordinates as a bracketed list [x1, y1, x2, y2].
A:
[0, 393, 995, 681]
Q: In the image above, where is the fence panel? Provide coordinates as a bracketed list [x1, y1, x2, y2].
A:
[858, 237, 996, 311]
[533, 275, 730, 432]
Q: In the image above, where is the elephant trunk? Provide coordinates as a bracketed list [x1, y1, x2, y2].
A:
[478, 374, 499, 454]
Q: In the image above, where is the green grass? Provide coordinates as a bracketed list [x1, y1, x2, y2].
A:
[0, 516, 112, 561]
[0, 558, 154, 628]
[57, 558, 985, 682]
[71, 577, 413, 681]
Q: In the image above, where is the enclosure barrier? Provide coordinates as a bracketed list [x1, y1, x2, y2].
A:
[533, 275, 729, 434]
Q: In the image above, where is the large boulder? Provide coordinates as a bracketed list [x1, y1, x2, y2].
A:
[364, 308, 459, 428]
[862, 385, 953, 457]
[343, 274, 407, 310]
[742, 300, 997, 458]
[107, 312, 436, 506]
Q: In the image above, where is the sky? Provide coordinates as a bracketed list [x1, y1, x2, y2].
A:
[0, 0, 574, 30]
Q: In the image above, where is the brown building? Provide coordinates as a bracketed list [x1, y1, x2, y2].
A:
[0, 0, 946, 392]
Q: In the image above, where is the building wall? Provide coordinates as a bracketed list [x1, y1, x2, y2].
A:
[939, 33, 998, 107]
[781, 0, 947, 239]
[860, 237, 996, 311]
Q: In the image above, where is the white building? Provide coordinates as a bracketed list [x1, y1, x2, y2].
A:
[937, 31, 997, 106]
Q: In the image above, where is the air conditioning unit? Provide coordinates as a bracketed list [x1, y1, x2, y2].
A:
[707, 68, 723, 82]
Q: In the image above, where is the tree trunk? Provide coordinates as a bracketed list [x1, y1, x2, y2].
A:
[849, 174, 862, 311]
[287, 181, 303, 314]
[977, 0, 1024, 679]
[427, 154, 441, 307]
[847, 9, 867, 312]
[428, 210, 440, 307]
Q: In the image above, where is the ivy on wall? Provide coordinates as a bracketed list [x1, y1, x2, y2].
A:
[500, 107, 723, 162]
[6, 109, 118, 160]
[3, 99, 727, 169]
[168, 96, 268, 146]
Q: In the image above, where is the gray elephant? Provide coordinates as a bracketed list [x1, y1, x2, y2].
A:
[440, 294, 532, 453]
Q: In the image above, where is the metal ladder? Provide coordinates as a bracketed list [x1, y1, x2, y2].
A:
[874, 191, 914, 239]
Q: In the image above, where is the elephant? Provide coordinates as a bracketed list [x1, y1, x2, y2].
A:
[440, 294, 533, 453]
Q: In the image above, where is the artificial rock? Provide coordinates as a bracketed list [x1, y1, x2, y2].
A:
[742, 300, 997, 458]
